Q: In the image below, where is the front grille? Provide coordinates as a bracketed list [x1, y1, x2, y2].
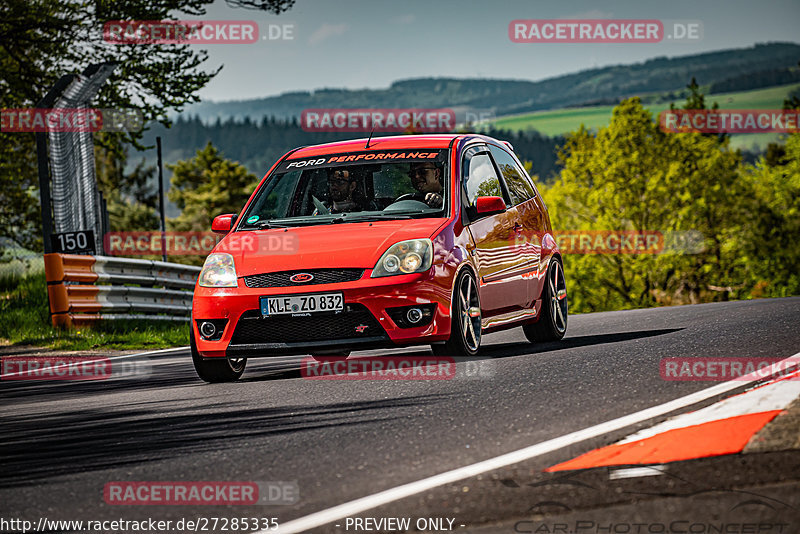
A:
[230, 304, 384, 345]
[243, 269, 364, 288]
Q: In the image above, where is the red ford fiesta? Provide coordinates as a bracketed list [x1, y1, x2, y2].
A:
[191, 134, 567, 382]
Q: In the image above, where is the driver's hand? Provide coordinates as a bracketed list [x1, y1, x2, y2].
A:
[424, 193, 443, 208]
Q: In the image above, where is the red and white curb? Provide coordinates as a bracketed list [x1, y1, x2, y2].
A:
[546, 367, 800, 472]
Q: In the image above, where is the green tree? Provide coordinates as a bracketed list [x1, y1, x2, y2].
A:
[0, 0, 293, 251]
[95, 141, 159, 232]
[738, 132, 800, 298]
[167, 142, 258, 232]
[542, 97, 746, 312]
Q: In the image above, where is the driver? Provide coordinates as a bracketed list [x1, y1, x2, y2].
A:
[409, 162, 443, 208]
[327, 168, 360, 212]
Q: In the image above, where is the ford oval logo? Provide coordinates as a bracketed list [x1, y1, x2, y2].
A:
[289, 273, 314, 283]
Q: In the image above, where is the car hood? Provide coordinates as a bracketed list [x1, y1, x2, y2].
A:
[215, 218, 448, 276]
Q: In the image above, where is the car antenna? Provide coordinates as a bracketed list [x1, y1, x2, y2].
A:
[365, 126, 375, 149]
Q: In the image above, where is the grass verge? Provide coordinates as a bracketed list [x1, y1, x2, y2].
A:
[0, 269, 189, 351]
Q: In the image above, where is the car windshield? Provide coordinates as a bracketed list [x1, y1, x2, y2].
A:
[238, 149, 449, 228]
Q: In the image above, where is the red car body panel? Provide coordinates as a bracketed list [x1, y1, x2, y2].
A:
[192, 134, 561, 358]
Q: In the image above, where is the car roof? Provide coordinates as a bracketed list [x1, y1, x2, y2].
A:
[286, 134, 507, 159]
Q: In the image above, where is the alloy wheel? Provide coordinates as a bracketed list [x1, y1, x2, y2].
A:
[459, 273, 481, 352]
[549, 260, 568, 335]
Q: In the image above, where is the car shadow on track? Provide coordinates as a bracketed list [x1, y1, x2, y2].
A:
[0, 356, 200, 400]
[370, 328, 685, 362]
[0, 392, 455, 489]
[240, 328, 685, 381]
[480, 328, 685, 360]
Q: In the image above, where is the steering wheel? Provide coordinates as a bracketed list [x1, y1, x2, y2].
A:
[394, 192, 427, 203]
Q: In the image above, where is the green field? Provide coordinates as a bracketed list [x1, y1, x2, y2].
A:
[493, 83, 800, 151]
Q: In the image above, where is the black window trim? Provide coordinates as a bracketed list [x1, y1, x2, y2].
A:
[459, 143, 511, 225]
[461, 144, 512, 205]
[496, 142, 541, 200]
[486, 142, 538, 209]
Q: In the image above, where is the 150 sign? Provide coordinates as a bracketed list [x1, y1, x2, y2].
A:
[51, 230, 95, 254]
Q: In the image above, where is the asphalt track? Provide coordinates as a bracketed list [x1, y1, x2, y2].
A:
[2, 297, 799, 533]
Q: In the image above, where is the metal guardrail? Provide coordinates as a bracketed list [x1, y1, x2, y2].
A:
[43, 253, 200, 327]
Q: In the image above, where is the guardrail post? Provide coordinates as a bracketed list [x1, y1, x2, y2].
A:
[43, 253, 198, 328]
[44, 253, 70, 327]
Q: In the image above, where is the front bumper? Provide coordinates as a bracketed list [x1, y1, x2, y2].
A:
[192, 269, 453, 358]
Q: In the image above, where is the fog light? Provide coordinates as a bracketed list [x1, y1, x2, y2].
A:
[406, 308, 424, 324]
[200, 321, 216, 338]
[386, 304, 435, 329]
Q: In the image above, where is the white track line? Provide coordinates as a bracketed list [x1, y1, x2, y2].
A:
[0, 346, 189, 379]
[270, 351, 800, 534]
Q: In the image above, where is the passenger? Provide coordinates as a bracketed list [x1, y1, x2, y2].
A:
[409, 162, 443, 208]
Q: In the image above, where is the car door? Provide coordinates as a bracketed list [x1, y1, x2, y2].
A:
[461, 145, 529, 315]
[488, 144, 546, 307]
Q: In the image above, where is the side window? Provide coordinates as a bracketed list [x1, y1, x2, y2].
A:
[462, 152, 503, 207]
[489, 145, 535, 206]
[249, 170, 299, 219]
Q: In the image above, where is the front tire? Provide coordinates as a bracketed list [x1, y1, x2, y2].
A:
[432, 270, 481, 356]
[523, 256, 568, 342]
[191, 330, 246, 383]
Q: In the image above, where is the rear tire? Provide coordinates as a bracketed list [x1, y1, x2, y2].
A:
[191, 330, 246, 383]
[432, 270, 481, 356]
[523, 256, 567, 342]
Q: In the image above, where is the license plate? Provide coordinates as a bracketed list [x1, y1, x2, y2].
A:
[260, 292, 344, 317]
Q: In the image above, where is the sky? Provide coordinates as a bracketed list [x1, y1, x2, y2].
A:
[186, 0, 800, 102]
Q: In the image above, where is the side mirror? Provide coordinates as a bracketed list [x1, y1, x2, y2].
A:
[211, 213, 237, 234]
[474, 196, 506, 216]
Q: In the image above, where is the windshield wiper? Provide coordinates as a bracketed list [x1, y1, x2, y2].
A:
[240, 220, 293, 230]
[253, 217, 345, 227]
[242, 212, 420, 229]
[335, 213, 416, 222]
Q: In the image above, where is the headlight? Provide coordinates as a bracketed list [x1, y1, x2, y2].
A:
[198, 253, 237, 287]
[371, 239, 433, 278]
